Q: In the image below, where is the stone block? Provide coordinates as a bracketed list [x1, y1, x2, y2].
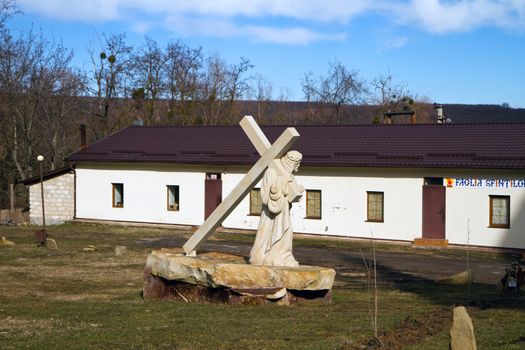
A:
[144, 250, 336, 305]
[46, 238, 59, 250]
[450, 306, 477, 350]
[435, 270, 473, 285]
[115, 245, 127, 256]
[0, 237, 15, 246]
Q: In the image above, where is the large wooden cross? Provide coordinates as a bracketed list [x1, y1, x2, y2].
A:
[182, 116, 300, 255]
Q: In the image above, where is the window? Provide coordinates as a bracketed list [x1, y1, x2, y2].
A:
[424, 177, 443, 186]
[167, 185, 180, 211]
[306, 190, 322, 219]
[249, 188, 262, 215]
[490, 195, 510, 228]
[367, 192, 384, 222]
[112, 183, 124, 208]
[206, 173, 221, 180]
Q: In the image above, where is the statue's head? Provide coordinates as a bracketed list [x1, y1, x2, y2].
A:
[282, 150, 302, 173]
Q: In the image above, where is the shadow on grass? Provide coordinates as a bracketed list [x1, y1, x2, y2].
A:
[138, 231, 525, 311]
[337, 250, 525, 311]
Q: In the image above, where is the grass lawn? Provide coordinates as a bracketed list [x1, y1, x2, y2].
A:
[1, 223, 524, 349]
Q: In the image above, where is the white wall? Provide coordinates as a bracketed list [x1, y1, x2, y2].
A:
[75, 163, 208, 225]
[223, 167, 525, 249]
[445, 172, 525, 249]
[75, 163, 525, 249]
[222, 168, 423, 242]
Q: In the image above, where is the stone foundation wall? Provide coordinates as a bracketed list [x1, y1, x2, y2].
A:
[30, 172, 74, 225]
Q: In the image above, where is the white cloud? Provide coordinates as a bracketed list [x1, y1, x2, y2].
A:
[16, 0, 525, 43]
[164, 15, 345, 45]
[141, 0, 374, 23]
[245, 26, 346, 44]
[18, 0, 121, 21]
[164, 16, 238, 39]
[397, 0, 525, 33]
[19, 0, 374, 23]
[130, 21, 153, 34]
[380, 36, 409, 51]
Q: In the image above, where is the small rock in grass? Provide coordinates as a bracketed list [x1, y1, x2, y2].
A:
[435, 269, 473, 285]
[46, 238, 59, 250]
[0, 236, 15, 246]
[83, 245, 97, 252]
[115, 245, 127, 256]
[450, 306, 477, 350]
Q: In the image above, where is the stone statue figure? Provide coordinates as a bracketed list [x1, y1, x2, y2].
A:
[249, 150, 304, 267]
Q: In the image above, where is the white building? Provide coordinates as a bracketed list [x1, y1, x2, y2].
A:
[27, 122, 525, 250]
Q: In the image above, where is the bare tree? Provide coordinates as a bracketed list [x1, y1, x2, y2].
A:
[40, 68, 86, 169]
[0, 29, 77, 178]
[198, 55, 253, 125]
[370, 73, 432, 123]
[302, 60, 366, 124]
[130, 36, 167, 126]
[198, 54, 228, 125]
[87, 33, 132, 139]
[224, 57, 253, 121]
[164, 40, 203, 125]
[0, 0, 17, 33]
[249, 74, 273, 123]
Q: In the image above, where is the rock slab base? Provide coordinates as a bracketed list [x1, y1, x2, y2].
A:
[143, 249, 336, 305]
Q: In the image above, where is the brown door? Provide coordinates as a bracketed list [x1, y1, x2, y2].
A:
[422, 185, 446, 239]
[204, 173, 222, 219]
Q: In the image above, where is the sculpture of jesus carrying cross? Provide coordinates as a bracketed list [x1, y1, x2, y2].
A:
[182, 116, 304, 267]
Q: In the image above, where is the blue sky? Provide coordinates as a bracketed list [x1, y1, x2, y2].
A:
[7, 0, 525, 107]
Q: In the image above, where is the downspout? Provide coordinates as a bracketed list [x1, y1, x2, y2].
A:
[73, 164, 77, 219]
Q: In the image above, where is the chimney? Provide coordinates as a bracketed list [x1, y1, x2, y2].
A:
[410, 111, 416, 124]
[80, 124, 87, 150]
[434, 104, 444, 124]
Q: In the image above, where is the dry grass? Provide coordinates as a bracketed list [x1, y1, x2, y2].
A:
[0, 222, 524, 349]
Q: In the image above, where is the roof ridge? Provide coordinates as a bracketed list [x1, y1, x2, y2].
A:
[127, 122, 525, 128]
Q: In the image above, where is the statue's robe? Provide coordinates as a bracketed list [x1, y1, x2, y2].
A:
[249, 163, 300, 267]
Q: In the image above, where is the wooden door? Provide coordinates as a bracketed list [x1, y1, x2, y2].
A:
[422, 185, 446, 239]
[204, 173, 222, 219]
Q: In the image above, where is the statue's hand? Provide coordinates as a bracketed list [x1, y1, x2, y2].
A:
[287, 182, 304, 203]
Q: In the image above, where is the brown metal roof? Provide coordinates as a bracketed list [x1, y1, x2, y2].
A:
[65, 123, 525, 170]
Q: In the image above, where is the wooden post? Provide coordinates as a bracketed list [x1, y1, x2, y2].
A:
[9, 182, 15, 212]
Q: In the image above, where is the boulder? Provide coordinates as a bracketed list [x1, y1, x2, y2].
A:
[435, 269, 473, 285]
[0, 236, 15, 246]
[144, 249, 336, 305]
[450, 306, 477, 350]
[46, 238, 58, 250]
[115, 245, 127, 256]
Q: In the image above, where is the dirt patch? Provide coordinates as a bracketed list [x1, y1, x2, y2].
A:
[347, 307, 451, 349]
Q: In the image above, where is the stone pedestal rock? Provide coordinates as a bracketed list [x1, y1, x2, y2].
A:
[143, 249, 336, 305]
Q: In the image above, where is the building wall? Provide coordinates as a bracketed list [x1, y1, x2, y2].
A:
[445, 172, 525, 249]
[76, 163, 212, 225]
[74, 163, 525, 249]
[222, 168, 422, 242]
[29, 172, 75, 225]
